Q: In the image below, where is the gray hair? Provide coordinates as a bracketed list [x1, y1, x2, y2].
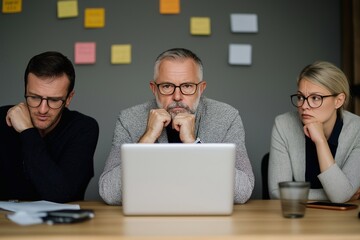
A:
[297, 61, 350, 113]
[153, 48, 203, 82]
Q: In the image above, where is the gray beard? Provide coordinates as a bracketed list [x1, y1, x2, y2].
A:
[155, 97, 199, 120]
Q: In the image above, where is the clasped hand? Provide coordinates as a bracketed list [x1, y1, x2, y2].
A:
[6, 103, 33, 133]
[303, 120, 327, 144]
[139, 109, 195, 143]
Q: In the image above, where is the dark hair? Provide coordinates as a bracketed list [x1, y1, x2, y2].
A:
[153, 48, 203, 82]
[24, 51, 75, 95]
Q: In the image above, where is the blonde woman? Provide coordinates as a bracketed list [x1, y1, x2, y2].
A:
[269, 61, 360, 203]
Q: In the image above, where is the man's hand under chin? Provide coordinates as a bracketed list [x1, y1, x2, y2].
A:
[6, 103, 34, 133]
[138, 109, 172, 143]
[172, 112, 196, 143]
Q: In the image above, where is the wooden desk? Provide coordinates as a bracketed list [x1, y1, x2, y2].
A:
[0, 200, 359, 240]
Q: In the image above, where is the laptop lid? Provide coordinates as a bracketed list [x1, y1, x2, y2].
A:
[121, 143, 236, 215]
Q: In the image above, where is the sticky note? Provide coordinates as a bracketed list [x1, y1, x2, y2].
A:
[160, 0, 180, 14]
[2, 0, 22, 13]
[74, 42, 96, 64]
[85, 8, 105, 28]
[57, 0, 78, 18]
[111, 45, 131, 64]
[230, 14, 258, 33]
[190, 17, 211, 35]
[229, 44, 252, 65]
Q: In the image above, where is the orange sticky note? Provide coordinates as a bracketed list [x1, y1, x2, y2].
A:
[57, 0, 78, 18]
[85, 8, 105, 28]
[2, 0, 22, 13]
[190, 17, 211, 35]
[74, 42, 96, 64]
[111, 45, 131, 64]
[160, 0, 180, 14]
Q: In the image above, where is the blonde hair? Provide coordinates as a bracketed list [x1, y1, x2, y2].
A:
[297, 61, 350, 112]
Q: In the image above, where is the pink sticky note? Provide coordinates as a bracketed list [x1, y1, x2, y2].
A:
[74, 42, 96, 64]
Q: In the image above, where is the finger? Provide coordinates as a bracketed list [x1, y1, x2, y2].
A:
[5, 107, 15, 127]
[163, 117, 171, 128]
[162, 111, 172, 127]
[303, 125, 310, 138]
[5, 115, 12, 127]
[173, 122, 180, 132]
[171, 117, 180, 131]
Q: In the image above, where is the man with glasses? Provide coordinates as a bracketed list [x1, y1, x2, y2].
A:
[99, 48, 254, 205]
[268, 61, 360, 203]
[0, 51, 99, 202]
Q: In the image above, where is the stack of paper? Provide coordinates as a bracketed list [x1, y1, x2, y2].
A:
[0, 200, 80, 225]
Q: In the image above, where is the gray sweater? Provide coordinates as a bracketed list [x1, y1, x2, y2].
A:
[99, 97, 254, 205]
[269, 111, 360, 202]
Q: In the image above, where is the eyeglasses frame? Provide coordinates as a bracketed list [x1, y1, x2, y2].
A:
[154, 81, 203, 96]
[24, 94, 68, 109]
[290, 93, 338, 109]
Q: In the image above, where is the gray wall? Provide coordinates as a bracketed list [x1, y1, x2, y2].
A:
[0, 0, 341, 200]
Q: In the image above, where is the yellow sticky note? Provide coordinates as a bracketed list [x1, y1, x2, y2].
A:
[111, 45, 132, 64]
[190, 17, 211, 35]
[85, 8, 105, 28]
[160, 0, 180, 14]
[57, 0, 78, 18]
[2, 0, 22, 13]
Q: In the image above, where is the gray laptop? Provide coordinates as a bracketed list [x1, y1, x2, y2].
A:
[121, 143, 236, 215]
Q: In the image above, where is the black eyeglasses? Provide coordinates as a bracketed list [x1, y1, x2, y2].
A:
[25, 95, 66, 109]
[290, 94, 338, 108]
[154, 82, 202, 95]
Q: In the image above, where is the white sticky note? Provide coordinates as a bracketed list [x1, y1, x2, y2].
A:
[229, 44, 252, 65]
[230, 14, 258, 33]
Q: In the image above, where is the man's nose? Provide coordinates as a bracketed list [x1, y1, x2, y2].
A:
[172, 87, 183, 101]
[38, 99, 50, 113]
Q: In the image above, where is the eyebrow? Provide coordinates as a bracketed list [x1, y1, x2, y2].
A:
[297, 91, 327, 95]
[26, 92, 65, 99]
[158, 81, 197, 85]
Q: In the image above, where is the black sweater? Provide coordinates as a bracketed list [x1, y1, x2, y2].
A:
[0, 105, 99, 203]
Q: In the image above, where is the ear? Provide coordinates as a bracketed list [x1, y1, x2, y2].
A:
[198, 81, 207, 95]
[150, 81, 157, 95]
[335, 93, 345, 109]
[65, 91, 75, 107]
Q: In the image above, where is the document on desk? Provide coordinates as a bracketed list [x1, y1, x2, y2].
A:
[0, 200, 80, 225]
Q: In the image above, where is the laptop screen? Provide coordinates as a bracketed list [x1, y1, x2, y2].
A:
[121, 143, 236, 215]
